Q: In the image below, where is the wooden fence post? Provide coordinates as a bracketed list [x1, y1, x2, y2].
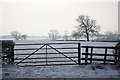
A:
[104, 48, 107, 65]
[85, 47, 88, 64]
[114, 50, 118, 65]
[11, 47, 14, 64]
[90, 47, 93, 64]
[78, 43, 81, 65]
[46, 44, 47, 65]
[118, 54, 120, 68]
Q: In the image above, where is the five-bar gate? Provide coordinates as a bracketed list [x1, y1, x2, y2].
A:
[14, 43, 81, 67]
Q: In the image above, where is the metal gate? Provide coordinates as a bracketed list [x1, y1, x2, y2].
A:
[14, 43, 81, 67]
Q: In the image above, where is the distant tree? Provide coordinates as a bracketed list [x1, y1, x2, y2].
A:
[21, 34, 27, 40]
[48, 30, 59, 40]
[10, 31, 28, 40]
[63, 31, 69, 40]
[71, 31, 81, 40]
[10, 31, 22, 40]
[72, 15, 101, 41]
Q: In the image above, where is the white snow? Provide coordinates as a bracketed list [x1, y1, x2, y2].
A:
[2, 64, 119, 78]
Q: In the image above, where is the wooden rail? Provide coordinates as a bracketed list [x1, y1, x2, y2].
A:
[81, 46, 119, 65]
[15, 43, 79, 45]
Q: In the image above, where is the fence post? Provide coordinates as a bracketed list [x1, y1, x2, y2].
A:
[46, 44, 48, 65]
[104, 48, 107, 65]
[114, 50, 117, 65]
[90, 47, 93, 64]
[118, 53, 120, 68]
[11, 47, 14, 64]
[78, 43, 81, 65]
[85, 47, 88, 65]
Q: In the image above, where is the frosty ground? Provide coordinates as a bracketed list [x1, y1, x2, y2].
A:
[1, 40, 119, 78]
[2, 64, 119, 78]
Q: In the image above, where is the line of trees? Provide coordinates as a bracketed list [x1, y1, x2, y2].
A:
[48, 15, 119, 42]
[48, 30, 71, 40]
[95, 31, 120, 41]
[48, 30, 120, 41]
[48, 15, 101, 41]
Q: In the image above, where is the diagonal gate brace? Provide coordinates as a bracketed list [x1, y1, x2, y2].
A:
[47, 44, 78, 64]
[16, 44, 45, 65]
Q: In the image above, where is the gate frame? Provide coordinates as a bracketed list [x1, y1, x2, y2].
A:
[14, 43, 81, 66]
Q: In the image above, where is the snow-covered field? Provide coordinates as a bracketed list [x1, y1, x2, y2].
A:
[1, 40, 119, 78]
[14, 40, 117, 46]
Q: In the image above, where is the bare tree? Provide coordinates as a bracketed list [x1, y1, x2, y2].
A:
[10, 31, 22, 40]
[21, 34, 27, 40]
[63, 31, 69, 40]
[10, 31, 28, 40]
[72, 15, 101, 41]
[48, 30, 59, 40]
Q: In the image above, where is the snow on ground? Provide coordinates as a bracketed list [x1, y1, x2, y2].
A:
[2, 64, 119, 78]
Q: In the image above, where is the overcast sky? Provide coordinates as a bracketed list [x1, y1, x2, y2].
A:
[0, 0, 119, 36]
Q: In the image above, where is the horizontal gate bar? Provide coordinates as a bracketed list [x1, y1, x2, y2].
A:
[15, 43, 78, 46]
[14, 52, 78, 55]
[82, 53, 118, 56]
[14, 57, 78, 60]
[15, 60, 78, 63]
[81, 46, 115, 49]
[19, 63, 77, 67]
[14, 47, 78, 50]
[81, 58, 115, 62]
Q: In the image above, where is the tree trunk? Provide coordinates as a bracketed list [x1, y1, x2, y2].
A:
[86, 32, 89, 41]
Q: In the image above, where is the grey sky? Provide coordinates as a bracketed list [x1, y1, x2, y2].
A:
[1, 0, 119, 36]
